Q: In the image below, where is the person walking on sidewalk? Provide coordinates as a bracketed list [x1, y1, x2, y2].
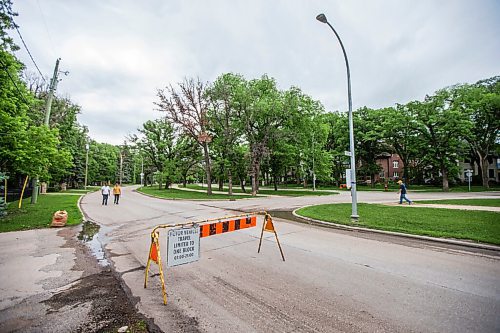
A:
[101, 183, 111, 205]
[397, 180, 412, 205]
[113, 183, 121, 205]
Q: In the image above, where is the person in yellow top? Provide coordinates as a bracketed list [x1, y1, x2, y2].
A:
[113, 183, 122, 205]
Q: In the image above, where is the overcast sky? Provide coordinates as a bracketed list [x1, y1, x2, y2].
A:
[10, 0, 500, 145]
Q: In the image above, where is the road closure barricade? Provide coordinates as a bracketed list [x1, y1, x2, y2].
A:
[144, 211, 285, 304]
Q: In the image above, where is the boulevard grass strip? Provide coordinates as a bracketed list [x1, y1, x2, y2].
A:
[415, 198, 500, 207]
[296, 203, 500, 245]
[184, 184, 336, 196]
[1, 194, 83, 233]
[138, 186, 254, 199]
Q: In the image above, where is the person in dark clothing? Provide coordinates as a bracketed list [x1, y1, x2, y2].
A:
[397, 180, 412, 204]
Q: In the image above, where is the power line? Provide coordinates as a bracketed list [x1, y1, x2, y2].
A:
[13, 23, 46, 81]
[1, 2, 46, 81]
[36, 0, 56, 59]
[0, 58, 30, 105]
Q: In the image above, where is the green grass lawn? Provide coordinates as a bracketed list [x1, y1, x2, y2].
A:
[296, 203, 500, 245]
[138, 186, 254, 199]
[0, 194, 83, 233]
[184, 184, 336, 196]
[415, 198, 500, 207]
[257, 189, 336, 196]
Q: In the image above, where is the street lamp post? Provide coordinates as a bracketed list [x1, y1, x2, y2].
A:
[312, 130, 316, 191]
[316, 13, 359, 220]
[84, 143, 89, 190]
[140, 157, 144, 186]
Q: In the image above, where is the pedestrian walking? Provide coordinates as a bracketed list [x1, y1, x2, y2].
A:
[113, 183, 121, 204]
[101, 183, 111, 205]
[397, 180, 412, 205]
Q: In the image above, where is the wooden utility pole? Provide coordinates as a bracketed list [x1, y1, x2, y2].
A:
[31, 58, 61, 204]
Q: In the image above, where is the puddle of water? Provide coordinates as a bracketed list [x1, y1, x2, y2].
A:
[78, 220, 110, 266]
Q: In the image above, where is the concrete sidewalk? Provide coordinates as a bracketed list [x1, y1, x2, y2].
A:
[0, 227, 95, 332]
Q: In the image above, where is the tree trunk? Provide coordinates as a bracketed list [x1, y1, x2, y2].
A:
[273, 174, 278, 191]
[218, 177, 223, 191]
[251, 170, 258, 196]
[228, 170, 233, 196]
[251, 148, 260, 196]
[158, 174, 163, 190]
[202, 142, 212, 195]
[255, 163, 261, 194]
[479, 154, 490, 189]
[441, 168, 449, 192]
[239, 176, 246, 193]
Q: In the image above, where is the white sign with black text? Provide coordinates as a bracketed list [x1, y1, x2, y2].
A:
[167, 226, 200, 267]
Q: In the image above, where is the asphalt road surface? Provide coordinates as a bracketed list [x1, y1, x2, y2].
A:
[80, 186, 500, 333]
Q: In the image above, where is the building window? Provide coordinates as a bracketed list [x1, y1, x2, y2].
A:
[489, 169, 494, 178]
[393, 161, 399, 169]
[393, 172, 399, 178]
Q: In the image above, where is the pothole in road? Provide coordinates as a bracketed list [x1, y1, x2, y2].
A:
[78, 220, 110, 267]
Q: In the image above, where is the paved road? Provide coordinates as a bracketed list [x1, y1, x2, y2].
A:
[81, 187, 500, 332]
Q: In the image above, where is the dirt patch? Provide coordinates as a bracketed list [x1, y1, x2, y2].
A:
[46, 224, 161, 333]
[44, 269, 157, 333]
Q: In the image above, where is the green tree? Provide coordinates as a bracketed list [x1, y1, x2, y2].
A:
[236, 75, 286, 196]
[324, 112, 349, 186]
[130, 119, 177, 189]
[206, 73, 246, 195]
[380, 104, 423, 183]
[450, 77, 500, 188]
[415, 91, 471, 191]
[353, 107, 386, 186]
[0, 0, 18, 52]
[0, 51, 32, 174]
[175, 135, 202, 187]
[87, 142, 119, 185]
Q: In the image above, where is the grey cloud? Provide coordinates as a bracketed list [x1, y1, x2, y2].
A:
[10, 0, 500, 144]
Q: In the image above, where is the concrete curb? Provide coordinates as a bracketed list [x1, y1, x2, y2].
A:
[77, 193, 90, 223]
[291, 207, 500, 252]
[77, 195, 85, 221]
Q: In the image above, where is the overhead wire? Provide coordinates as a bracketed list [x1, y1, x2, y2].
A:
[0, 58, 30, 105]
[36, 0, 56, 59]
[1, 2, 46, 81]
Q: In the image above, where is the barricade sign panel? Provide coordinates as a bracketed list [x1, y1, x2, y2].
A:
[200, 215, 256, 237]
[167, 226, 200, 267]
[144, 212, 285, 305]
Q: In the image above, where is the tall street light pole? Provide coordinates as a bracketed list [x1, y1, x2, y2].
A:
[84, 143, 89, 190]
[312, 131, 316, 191]
[316, 13, 359, 221]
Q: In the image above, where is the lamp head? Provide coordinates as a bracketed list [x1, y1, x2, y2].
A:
[316, 13, 328, 24]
